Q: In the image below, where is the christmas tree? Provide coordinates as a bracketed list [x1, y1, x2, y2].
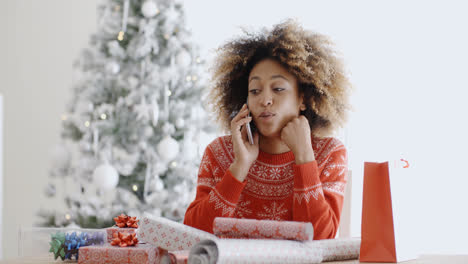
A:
[38, 0, 215, 228]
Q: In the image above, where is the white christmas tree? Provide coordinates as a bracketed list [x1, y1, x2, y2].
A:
[38, 0, 215, 228]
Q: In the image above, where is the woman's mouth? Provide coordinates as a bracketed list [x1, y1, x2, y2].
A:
[259, 112, 275, 121]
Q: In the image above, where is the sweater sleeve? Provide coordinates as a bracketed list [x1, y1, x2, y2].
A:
[292, 139, 348, 240]
[183, 143, 246, 233]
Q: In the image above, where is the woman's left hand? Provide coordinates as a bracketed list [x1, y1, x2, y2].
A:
[280, 115, 315, 164]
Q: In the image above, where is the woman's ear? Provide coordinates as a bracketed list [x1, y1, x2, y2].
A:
[299, 94, 307, 111]
[300, 103, 306, 111]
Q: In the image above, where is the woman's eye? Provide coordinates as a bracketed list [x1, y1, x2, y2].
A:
[249, 89, 259, 94]
[274, 88, 285, 92]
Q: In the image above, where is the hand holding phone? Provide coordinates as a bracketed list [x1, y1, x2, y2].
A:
[229, 103, 259, 182]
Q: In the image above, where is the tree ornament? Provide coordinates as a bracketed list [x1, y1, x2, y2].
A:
[156, 135, 179, 162]
[134, 96, 151, 121]
[107, 40, 126, 59]
[151, 98, 159, 127]
[154, 176, 164, 191]
[144, 126, 153, 137]
[175, 117, 185, 129]
[92, 128, 99, 156]
[113, 214, 139, 228]
[112, 147, 139, 176]
[117, 0, 130, 41]
[92, 163, 119, 191]
[176, 50, 192, 67]
[164, 5, 179, 24]
[105, 61, 120, 74]
[141, 0, 159, 18]
[162, 122, 176, 135]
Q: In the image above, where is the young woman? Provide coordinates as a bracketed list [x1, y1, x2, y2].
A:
[183, 20, 352, 240]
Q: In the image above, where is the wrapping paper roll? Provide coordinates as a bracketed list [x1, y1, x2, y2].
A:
[137, 216, 216, 251]
[189, 239, 322, 264]
[137, 215, 360, 263]
[168, 250, 190, 264]
[159, 249, 189, 264]
[188, 238, 361, 264]
[315, 238, 361, 261]
[213, 217, 313, 241]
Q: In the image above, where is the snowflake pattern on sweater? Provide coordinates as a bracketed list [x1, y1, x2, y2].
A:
[184, 135, 348, 240]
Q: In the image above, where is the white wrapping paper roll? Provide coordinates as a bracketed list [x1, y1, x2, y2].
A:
[188, 237, 361, 264]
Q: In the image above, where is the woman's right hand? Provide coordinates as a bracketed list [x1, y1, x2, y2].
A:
[229, 104, 259, 182]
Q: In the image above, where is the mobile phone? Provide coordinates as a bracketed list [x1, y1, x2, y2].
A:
[246, 113, 254, 145]
[230, 102, 256, 145]
[245, 101, 256, 145]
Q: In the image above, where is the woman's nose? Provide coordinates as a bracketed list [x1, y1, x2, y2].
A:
[260, 93, 273, 106]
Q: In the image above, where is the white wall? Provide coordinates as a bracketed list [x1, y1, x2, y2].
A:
[0, 95, 4, 259]
[0, 0, 97, 259]
[1, 0, 467, 259]
[0, 4, 5, 259]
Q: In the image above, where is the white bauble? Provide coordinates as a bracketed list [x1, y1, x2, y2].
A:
[139, 141, 148, 150]
[154, 176, 164, 191]
[176, 50, 192, 67]
[144, 126, 154, 137]
[105, 61, 120, 74]
[156, 135, 179, 162]
[141, 0, 158, 18]
[175, 117, 185, 129]
[164, 6, 179, 24]
[92, 163, 119, 191]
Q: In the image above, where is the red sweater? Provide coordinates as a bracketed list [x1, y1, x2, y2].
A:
[183, 135, 347, 240]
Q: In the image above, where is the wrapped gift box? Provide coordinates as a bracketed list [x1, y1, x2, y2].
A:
[78, 243, 162, 264]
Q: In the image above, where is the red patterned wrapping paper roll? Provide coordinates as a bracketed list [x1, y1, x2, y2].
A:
[106, 227, 136, 243]
[78, 243, 160, 264]
[137, 216, 216, 251]
[213, 217, 314, 241]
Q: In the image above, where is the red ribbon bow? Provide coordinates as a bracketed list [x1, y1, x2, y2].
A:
[113, 214, 139, 228]
[110, 232, 139, 247]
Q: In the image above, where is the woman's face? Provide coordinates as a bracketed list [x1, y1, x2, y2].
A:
[247, 58, 305, 138]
